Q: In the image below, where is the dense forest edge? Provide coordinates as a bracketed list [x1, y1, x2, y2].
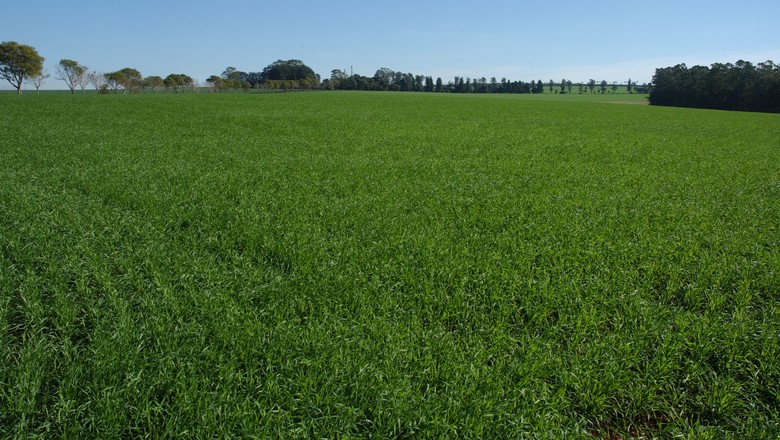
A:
[649, 60, 780, 113]
[3, 40, 780, 113]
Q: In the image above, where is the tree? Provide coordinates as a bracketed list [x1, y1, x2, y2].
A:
[0, 41, 44, 95]
[56, 59, 88, 94]
[435, 77, 443, 92]
[373, 67, 395, 91]
[106, 68, 142, 93]
[28, 69, 49, 94]
[260, 59, 318, 89]
[105, 71, 122, 93]
[533, 79, 544, 94]
[327, 69, 347, 90]
[144, 75, 165, 93]
[424, 76, 434, 92]
[415, 75, 425, 92]
[599, 80, 608, 94]
[560, 78, 566, 94]
[120, 68, 142, 92]
[164, 73, 193, 93]
[587, 79, 596, 93]
[456, 76, 465, 93]
[221, 67, 245, 90]
[206, 75, 224, 92]
[222, 66, 237, 80]
[88, 71, 108, 93]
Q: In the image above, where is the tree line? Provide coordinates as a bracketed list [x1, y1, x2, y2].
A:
[35, 38, 780, 111]
[649, 60, 780, 113]
[318, 68, 646, 95]
[0, 41, 199, 95]
[3, 40, 646, 97]
[205, 63, 646, 95]
[55, 62, 196, 95]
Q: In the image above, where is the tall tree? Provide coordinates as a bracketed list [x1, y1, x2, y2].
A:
[144, 75, 165, 93]
[0, 41, 44, 95]
[106, 68, 142, 93]
[424, 76, 434, 92]
[373, 68, 395, 91]
[88, 71, 107, 93]
[587, 79, 596, 93]
[206, 75, 224, 92]
[415, 75, 425, 92]
[222, 66, 237, 80]
[56, 59, 87, 94]
[260, 59, 318, 89]
[164, 73, 193, 93]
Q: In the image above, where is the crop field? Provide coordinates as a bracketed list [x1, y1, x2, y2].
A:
[1, 91, 779, 438]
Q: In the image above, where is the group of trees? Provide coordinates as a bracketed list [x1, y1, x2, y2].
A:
[203, 62, 647, 96]
[0, 40, 196, 94]
[649, 60, 780, 113]
[206, 60, 321, 92]
[59, 63, 195, 94]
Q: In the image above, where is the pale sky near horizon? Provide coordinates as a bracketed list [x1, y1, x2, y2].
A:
[2, 0, 779, 90]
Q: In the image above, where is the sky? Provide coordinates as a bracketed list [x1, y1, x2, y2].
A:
[2, 0, 779, 90]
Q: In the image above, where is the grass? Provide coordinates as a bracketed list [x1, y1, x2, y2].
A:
[1, 91, 779, 438]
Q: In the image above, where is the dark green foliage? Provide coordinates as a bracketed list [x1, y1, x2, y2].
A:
[0, 41, 44, 94]
[649, 60, 780, 113]
[163, 73, 194, 93]
[260, 59, 316, 81]
[258, 59, 319, 89]
[105, 67, 142, 94]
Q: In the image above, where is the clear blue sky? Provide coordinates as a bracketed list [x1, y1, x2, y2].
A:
[3, 0, 779, 90]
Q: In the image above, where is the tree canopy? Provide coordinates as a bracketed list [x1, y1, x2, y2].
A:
[56, 59, 87, 94]
[144, 75, 165, 92]
[260, 59, 317, 82]
[106, 68, 142, 93]
[163, 73, 194, 92]
[0, 41, 44, 94]
[649, 60, 780, 113]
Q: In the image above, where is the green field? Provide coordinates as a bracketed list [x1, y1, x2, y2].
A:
[1, 92, 779, 438]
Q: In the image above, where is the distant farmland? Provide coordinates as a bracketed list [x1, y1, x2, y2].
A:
[1, 92, 778, 438]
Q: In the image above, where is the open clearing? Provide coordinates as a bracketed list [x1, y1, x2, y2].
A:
[1, 91, 779, 437]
